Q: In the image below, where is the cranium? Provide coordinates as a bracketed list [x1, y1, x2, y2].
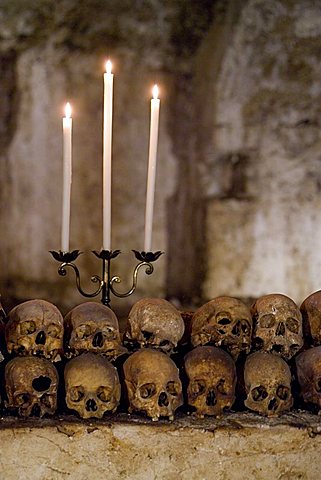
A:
[123, 348, 183, 421]
[124, 298, 185, 354]
[6, 299, 64, 361]
[300, 290, 321, 347]
[252, 293, 303, 360]
[5, 356, 58, 417]
[191, 296, 252, 360]
[64, 302, 127, 360]
[184, 346, 236, 417]
[296, 346, 321, 412]
[244, 351, 293, 416]
[64, 353, 121, 419]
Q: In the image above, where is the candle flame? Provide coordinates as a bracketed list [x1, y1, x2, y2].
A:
[152, 85, 159, 100]
[106, 60, 112, 74]
[65, 102, 72, 118]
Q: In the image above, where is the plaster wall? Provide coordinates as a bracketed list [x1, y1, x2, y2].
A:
[1, 0, 321, 311]
[199, 0, 321, 303]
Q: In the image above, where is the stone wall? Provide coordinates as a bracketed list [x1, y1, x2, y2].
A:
[1, 0, 321, 313]
[196, 0, 321, 304]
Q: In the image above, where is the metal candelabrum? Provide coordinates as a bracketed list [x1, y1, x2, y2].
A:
[50, 249, 163, 307]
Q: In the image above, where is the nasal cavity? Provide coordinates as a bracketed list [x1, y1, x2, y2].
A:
[86, 398, 98, 412]
[35, 330, 46, 345]
[276, 322, 285, 336]
[158, 392, 169, 407]
[268, 398, 278, 411]
[31, 403, 41, 417]
[206, 389, 217, 406]
[232, 321, 241, 336]
[93, 331, 104, 348]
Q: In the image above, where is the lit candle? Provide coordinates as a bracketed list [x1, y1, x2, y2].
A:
[144, 85, 160, 252]
[61, 102, 72, 252]
[103, 59, 114, 251]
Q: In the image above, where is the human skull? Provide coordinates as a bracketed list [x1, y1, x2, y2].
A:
[300, 291, 321, 346]
[124, 298, 185, 354]
[296, 346, 321, 411]
[64, 302, 127, 360]
[64, 353, 121, 419]
[252, 294, 303, 360]
[244, 351, 293, 416]
[5, 356, 58, 417]
[191, 296, 252, 360]
[123, 348, 183, 421]
[184, 346, 236, 417]
[6, 299, 64, 361]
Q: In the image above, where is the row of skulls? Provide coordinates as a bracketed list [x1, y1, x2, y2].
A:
[1, 291, 321, 420]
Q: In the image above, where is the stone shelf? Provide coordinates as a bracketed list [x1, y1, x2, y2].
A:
[1, 411, 321, 479]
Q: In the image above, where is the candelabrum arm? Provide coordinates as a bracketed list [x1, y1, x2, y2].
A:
[109, 261, 154, 298]
[58, 262, 104, 298]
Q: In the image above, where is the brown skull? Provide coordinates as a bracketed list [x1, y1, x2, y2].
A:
[244, 351, 293, 417]
[64, 302, 127, 360]
[124, 298, 185, 354]
[5, 356, 58, 417]
[6, 299, 64, 361]
[184, 346, 236, 417]
[252, 294, 303, 360]
[300, 291, 321, 347]
[296, 346, 321, 411]
[64, 353, 121, 419]
[123, 348, 183, 421]
[191, 296, 252, 360]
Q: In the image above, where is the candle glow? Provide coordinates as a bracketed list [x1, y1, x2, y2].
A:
[106, 60, 112, 74]
[65, 102, 72, 118]
[152, 84, 159, 99]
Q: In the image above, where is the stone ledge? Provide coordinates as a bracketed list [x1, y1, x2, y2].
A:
[1, 410, 321, 434]
[1, 412, 321, 479]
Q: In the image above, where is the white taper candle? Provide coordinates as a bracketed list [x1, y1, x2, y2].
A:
[61, 102, 72, 252]
[103, 59, 113, 251]
[144, 85, 160, 252]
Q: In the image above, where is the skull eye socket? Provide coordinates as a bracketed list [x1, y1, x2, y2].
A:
[75, 324, 92, 339]
[69, 386, 85, 402]
[166, 381, 179, 396]
[259, 314, 275, 329]
[315, 378, 321, 393]
[216, 379, 227, 395]
[240, 320, 251, 334]
[97, 386, 112, 403]
[41, 393, 55, 408]
[217, 316, 231, 326]
[251, 385, 268, 401]
[20, 321, 36, 335]
[101, 327, 116, 340]
[14, 393, 30, 406]
[190, 380, 206, 396]
[47, 323, 61, 338]
[139, 383, 156, 399]
[276, 385, 289, 401]
[286, 317, 300, 334]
